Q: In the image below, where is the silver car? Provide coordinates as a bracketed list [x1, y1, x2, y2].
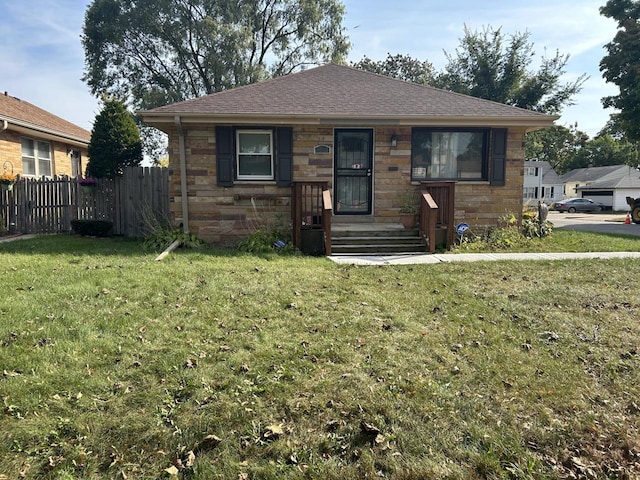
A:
[554, 198, 605, 213]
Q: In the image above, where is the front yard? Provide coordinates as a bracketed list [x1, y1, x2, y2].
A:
[1, 236, 640, 479]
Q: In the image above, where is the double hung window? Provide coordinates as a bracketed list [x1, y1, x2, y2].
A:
[21, 137, 52, 177]
[236, 130, 274, 180]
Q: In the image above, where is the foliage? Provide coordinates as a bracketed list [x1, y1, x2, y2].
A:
[2, 236, 640, 478]
[86, 98, 143, 178]
[0, 172, 17, 185]
[600, 0, 640, 142]
[454, 212, 552, 251]
[521, 211, 553, 238]
[82, 0, 349, 110]
[78, 177, 97, 187]
[143, 226, 204, 251]
[435, 26, 587, 114]
[526, 121, 640, 174]
[354, 26, 585, 116]
[70, 219, 114, 237]
[237, 225, 296, 254]
[397, 189, 419, 214]
[351, 53, 435, 84]
[525, 124, 589, 174]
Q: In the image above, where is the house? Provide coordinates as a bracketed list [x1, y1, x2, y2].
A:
[560, 165, 640, 211]
[523, 160, 563, 206]
[0, 92, 91, 178]
[141, 64, 556, 252]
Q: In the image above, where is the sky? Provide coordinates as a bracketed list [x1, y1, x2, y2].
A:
[0, 0, 620, 138]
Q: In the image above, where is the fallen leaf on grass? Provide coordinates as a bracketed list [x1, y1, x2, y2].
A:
[164, 465, 179, 476]
[194, 434, 222, 452]
[264, 424, 284, 439]
[360, 421, 381, 435]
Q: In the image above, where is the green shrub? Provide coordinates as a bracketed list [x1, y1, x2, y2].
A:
[70, 219, 113, 237]
[522, 212, 553, 238]
[237, 226, 296, 254]
[454, 212, 553, 251]
[143, 227, 204, 251]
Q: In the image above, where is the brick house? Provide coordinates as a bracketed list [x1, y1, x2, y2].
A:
[0, 92, 91, 179]
[141, 64, 556, 252]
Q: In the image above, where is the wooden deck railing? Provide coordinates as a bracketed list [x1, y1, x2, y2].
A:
[322, 189, 333, 255]
[292, 181, 330, 253]
[419, 181, 456, 251]
[419, 191, 439, 253]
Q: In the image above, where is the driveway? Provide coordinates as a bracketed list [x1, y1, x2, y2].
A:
[549, 211, 640, 237]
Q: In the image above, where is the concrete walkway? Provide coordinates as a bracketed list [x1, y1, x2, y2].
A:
[328, 251, 640, 265]
[0, 234, 37, 244]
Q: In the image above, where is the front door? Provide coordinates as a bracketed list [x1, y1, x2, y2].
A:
[334, 129, 373, 215]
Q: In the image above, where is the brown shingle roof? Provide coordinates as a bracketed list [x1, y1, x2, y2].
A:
[142, 63, 557, 127]
[0, 92, 91, 144]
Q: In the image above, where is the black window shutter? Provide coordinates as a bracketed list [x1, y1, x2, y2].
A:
[216, 126, 234, 187]
[276, 127, 293, 187]
[490, 128, 507, 186]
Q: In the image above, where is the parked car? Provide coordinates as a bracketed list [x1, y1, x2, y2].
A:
[553, 198, 605, 213]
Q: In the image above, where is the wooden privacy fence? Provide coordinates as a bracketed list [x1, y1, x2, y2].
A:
[0, 167, 169, 237]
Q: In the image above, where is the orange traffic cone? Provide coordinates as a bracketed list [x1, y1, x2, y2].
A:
[625, 212, 631, 224]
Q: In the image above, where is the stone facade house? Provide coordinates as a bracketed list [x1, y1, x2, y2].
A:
[0, 92, 91, 179]
[141, 64, 556, 252]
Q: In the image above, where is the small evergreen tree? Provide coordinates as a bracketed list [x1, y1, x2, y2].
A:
[87, 98, 143, 178]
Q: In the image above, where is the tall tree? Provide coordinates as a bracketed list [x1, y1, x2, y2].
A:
[525, 124, 589, 174]
[435, 26, 587, 114]
[568, 133, 639, 170]
[353, 26, 586, 115]
[82, 0, 349, 112]
[351, 54, 435, 85]
[600, 0, 640, 141]
[87, 98, 143, 179]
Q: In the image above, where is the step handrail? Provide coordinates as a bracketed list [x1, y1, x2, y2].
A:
[322, 189, 333, 255]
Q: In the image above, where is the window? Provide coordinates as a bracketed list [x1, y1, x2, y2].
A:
[21, 138, 52, 177]
[411, 128, 488, 181]
[236, 130, 274, 180]
[70, 150, 81, 177]
[525, 167, 539, 176]
[523, 187, 537, 199]
[544, 186, 554, 199]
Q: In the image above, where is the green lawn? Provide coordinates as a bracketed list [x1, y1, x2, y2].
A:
[1, 235, 640, 479]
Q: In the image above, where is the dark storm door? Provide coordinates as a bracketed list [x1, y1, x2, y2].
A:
[334, 129, 373, 215]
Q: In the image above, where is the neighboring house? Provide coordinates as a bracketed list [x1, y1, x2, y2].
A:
[523, 160, 563, 206]
[560, 165, 640, 211]
[0, 91, 91, 178]
[141, 64, 556, 248]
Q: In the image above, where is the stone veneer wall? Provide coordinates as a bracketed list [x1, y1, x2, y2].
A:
[168, 124, 526, 245]
[0, 129, 87, 177]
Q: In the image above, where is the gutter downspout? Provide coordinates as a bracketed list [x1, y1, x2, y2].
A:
[1, 119, 8, 132]
[174, 116, 189, 233]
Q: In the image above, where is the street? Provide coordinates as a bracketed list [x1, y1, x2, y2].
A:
[549, 211, 640, 237]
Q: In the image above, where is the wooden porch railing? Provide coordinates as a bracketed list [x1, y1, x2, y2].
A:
[419, 192, 439, 253]
[322, 189, 332, 255]
[419, 181, 456, 252]
[292, 181, 330, 254]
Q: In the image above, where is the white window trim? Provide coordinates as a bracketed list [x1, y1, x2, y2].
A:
[236, 129, 274, 181]
[21, 137, 52, 177]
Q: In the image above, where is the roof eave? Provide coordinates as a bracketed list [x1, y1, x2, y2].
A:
[1, 116, 90, 147]
[141, 112, 558, 132]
